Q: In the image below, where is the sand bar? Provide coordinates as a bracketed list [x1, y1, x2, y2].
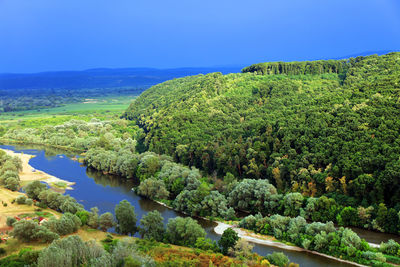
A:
[1, 148, 75, 190]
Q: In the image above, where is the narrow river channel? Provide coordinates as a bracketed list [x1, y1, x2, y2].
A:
[3, 144, 393, 267]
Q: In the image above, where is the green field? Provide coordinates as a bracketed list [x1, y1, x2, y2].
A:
[0, 96, 135, 127]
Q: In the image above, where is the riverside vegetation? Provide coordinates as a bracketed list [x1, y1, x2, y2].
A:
[1, 52, 400, 266]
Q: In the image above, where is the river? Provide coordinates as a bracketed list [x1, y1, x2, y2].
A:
[3, 144, 390, 267]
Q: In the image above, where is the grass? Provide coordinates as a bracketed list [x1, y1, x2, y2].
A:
[0, 188, 60, 230]
[0, 95, 136, 127]
[50, 182, 67, 189]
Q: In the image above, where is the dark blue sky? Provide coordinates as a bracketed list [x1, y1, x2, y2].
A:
[1, 0, 399, 73]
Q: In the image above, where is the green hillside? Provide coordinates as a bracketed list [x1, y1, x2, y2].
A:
[124, 53, 400, 207]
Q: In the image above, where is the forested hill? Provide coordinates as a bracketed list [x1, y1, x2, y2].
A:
[124, 52, 400, 207]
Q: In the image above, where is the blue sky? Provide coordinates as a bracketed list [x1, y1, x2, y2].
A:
[1, 0, 399, 73]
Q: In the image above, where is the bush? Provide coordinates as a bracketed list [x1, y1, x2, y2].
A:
[0, 247, 5, 255]
[218, 228, 239, 255]
[384, 255, 400, 264]
[75, 210, 90, 225]
[43, 213, 81, 236]
[6, 217, 16, 227]
[166, 217, 206, 247]
[11, 220, 59, 243]
[266, 252, 290, 267]
[36, 202, 48, 209]
[16, 195, 26, 204]
[25, 198, 33, 206]
[380, 239, 400, 256]
[362, 251, 386, 262]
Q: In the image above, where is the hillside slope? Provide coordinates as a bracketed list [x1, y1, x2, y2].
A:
[124, 53, 400, 206]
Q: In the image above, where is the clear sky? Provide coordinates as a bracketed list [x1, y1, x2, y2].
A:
[1, 0, 399, 73]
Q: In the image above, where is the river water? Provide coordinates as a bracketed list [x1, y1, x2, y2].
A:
[3, 144, 389, 267]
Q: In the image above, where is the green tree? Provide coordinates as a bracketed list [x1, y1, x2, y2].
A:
[137, 178, 169, 200]
[166, 217, 206, 247]
[24, 181, 47, 200]
[88, 207, 100, 229]
[139, 210, 165, 241]
[218, 228, 239, 255]
[99, 212, 115, 232]
[115, 200, 137, 235]
[266, 252, 290, 267]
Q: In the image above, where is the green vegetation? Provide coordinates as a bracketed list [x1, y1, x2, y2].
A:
[2, 53, 400, 266]
[139, 211, 165, 242]
[115, 200, 138, 236]
[241, 59, 350, 76]
[0, 150, 22, 191]
[1, 117, 138, 152]
[0, 84, 138, 114]
[218, 228, 239, 255]
[125, 53, 400, 203]
[122, 52, 400, 233]
[266, 252, 290, 267]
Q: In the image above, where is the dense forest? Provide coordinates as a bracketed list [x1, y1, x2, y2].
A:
[124, 53, 400, 210]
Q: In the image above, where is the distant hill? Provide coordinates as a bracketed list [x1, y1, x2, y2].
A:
[0, 67, 241, 90]
[332, 50, 399, 59]
[124, 52, 400, 207]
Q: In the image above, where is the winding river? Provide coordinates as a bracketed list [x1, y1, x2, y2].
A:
[3, 144, 397, 267]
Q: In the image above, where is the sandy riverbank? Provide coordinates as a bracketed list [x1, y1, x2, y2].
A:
[214, 222, 368, 267]
[1, 148, 75, 190]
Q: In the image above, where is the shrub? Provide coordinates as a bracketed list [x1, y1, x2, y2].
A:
[166, 217, 206, 247]
[218, 228, 239, 255]
[16, 195, 26, 204]
[6, 217, 16, 227]
[380, 239, 400, 256]
[25, 198, 33, 206]
[266, 252, 289, 267]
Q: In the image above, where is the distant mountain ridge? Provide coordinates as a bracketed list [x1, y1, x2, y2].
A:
[0, 67, 241, 90]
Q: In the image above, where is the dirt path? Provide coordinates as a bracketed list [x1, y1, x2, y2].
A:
[1, 148, 75, 189]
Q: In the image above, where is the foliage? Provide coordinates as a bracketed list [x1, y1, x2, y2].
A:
[137, 178, 169, 200]
[380, 239, 400, 256]
[165, 217, 206, 247]
[11, 220, 59, 243]
[43, 213, 81, 236]
[266, 252, 290, 267]
[218, 228, 239, 255]
[24, 181, 48, 200]
[75, 210, 90, 225]
[124, 53, 400, 214]
[228, 238, 254, 258]
[115, 200, 137, 235]
[237, 213, 389, 265]
[36, 235, 154, 267]
[139, 210, 165, 242]
[16, 195, 26, 204]
[99, 212, 116, 232]
[0, 152, 21, 191]
[6, 216, 17, 227]
[88, 207, 100, 229]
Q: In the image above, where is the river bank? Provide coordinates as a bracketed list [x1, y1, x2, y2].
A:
[0, 144, 373, 267]
[214, 222, 368, 267]
[1, 148, 75, 190]
[154, 199, 368, 267]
